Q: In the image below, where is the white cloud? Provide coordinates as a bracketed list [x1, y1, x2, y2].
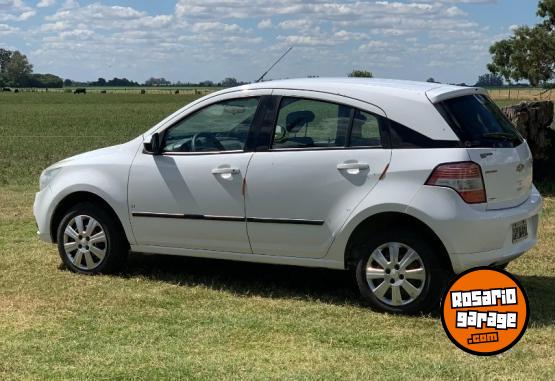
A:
[37, 0, 55, 8]
[61, 0, 78, 9]
[0, 0, 36, 21]
[444, 6, 467, 17]
[257, 18, 272, 29]
[278, 19, 312, 31]
[0, 22, 19, 35]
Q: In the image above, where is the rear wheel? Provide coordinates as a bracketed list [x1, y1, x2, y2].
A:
[56, 202, 128, 274]
[353, 228, 447, 314]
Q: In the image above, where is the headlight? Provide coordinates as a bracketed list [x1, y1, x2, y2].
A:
[39, 167, 62, 190]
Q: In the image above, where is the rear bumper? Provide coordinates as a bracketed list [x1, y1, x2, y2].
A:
[448, 214, 539, 273]
[407, 185, 542, 274]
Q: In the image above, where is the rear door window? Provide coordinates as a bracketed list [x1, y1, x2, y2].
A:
[272, 98, 352, 149]
[436, 94, 523, 148]
[349, 110, 382, 147]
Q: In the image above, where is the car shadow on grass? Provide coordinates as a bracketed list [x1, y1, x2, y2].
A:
[119, 253, 554, 325]
[124, 253, 363, 307]
[518, 275, 555, 328]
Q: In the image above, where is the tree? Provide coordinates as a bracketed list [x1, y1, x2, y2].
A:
[0, 48, 12, 73]
[475, 73, 504, 87]
[220, 77, 238, 87]
[27, 74, 63, 88]
[4, 51, 33, 87]
[488, 0, 555, 86]
[63, 79, 73, 87]
[426, 77, 436, 83]
[538, 0, 555, 27]
[144, 77, 171, 86]
[348, 69, 373, 78]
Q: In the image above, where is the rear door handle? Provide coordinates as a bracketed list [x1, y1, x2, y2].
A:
[211, 167, 240, 175]
[337, 162, 370, 171]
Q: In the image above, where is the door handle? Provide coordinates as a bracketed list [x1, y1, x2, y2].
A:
[211, 167, 240, 175]
[337, 162, 369, 171]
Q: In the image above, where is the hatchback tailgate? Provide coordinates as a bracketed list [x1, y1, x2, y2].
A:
[467, 143, 533, 210]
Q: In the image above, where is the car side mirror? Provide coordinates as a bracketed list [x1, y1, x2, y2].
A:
[144, 132, 162, 155]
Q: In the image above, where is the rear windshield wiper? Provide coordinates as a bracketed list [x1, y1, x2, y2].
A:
[481, 132, 516, 140]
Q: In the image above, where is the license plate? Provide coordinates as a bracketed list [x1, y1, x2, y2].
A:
[512, 220, 528, 243]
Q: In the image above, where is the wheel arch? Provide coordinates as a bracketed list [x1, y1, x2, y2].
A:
[344, 211, 453, 273]
[50, 191, 128, 245]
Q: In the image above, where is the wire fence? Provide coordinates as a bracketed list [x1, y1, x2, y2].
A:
[0, 87, 221, 95]
[486, 87, 555, 101]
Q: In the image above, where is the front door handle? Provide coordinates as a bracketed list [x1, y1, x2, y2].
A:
[337, 162, 370, 171]
[211, 167, 240, 175]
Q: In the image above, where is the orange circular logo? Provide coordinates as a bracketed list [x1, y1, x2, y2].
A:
[441, 267, 529, 356]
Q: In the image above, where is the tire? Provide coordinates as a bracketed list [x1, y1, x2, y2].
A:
[353, 227, 447, 314]
[56, 202, 128, 274]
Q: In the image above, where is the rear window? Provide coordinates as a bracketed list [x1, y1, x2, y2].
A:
[436, 94, 523, 148]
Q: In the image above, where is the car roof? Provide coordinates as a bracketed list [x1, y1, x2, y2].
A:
[237, 77, 483, 103]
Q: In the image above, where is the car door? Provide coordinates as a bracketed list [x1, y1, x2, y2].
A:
[128, 94, 266, 253]
[245, 91, 392, 258]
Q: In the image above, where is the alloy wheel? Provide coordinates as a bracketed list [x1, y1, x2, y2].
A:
[365, 242, 426, 306]
[62, 215, 107, 271]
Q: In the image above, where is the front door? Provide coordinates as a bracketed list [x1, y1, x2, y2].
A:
[245, 94, 392, 258]
[128, 96, 261, 253]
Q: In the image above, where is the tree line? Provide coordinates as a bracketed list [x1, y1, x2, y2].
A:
[0, 49, 63, 88]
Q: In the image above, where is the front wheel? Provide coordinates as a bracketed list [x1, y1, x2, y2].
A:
[56, 202, 128, 274]
[353, 228, 447, 314]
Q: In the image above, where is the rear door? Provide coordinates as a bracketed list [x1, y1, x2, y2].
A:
[244, 91, 391, 258]
[435, 94, 533, 210]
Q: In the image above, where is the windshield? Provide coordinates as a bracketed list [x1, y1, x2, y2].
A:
[436, 94, 523, 148]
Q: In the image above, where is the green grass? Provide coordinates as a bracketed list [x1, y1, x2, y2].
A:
[0, 94, 554, 380]
[0, 93, 193, 185]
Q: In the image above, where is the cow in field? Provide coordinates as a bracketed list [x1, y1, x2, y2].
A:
[2, 87, 11, 92]
[74, 88, 86, 94]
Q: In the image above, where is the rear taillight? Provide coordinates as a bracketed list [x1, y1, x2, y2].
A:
[426, 162, 486, 204]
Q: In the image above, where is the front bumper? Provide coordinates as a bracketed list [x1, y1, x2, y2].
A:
[33, 187, 53, 242]
[408, 185, 543, 274]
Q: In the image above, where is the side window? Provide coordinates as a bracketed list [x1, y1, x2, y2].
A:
[388, 120, 460, 148]
[272, 97, 352, 149]
[162, 98, 259, 153]
[350, 110, 382, 147]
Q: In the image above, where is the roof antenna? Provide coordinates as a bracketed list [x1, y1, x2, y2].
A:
[255, 46, 293, 83]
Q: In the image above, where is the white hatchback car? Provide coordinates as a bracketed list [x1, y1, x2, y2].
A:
[34, 78, 542, 313]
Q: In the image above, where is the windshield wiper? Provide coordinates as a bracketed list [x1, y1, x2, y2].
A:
[481, 132, 516, 140]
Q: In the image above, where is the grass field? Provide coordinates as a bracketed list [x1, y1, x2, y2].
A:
[0, 93, 554, 380]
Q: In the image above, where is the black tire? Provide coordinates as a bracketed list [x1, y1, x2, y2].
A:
[56, 202, 128, 274]
[353, 227, 448, 314]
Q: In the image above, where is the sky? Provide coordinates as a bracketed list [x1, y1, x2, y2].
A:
[0, 0, 542, 84]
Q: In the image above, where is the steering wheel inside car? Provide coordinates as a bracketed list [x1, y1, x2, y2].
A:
[191, 132, 225, 152]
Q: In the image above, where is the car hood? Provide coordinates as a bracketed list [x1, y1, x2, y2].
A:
[45, 136, 144, 171]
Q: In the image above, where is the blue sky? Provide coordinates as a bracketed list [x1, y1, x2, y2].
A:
[0, 1, 541, 84]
